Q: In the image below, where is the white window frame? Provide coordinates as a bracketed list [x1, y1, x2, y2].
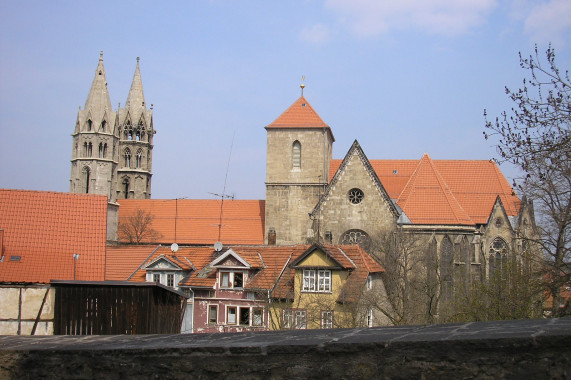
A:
[252, 308, 264, 326]
[295, 310, 307, 329]
[318, 270, 331, 292]
[302, 269, 331, 293]
[227, 306, 237, 325]
[166, 273, 174, 287]
[321, 310, 333, 329]
[302, 269, 316, 292]
[152, 273, 161, 283]
[219, 271, 246, 289]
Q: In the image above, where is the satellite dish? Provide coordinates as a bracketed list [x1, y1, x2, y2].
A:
[214, 241, 223, 252]
[171, 243, 179, 253]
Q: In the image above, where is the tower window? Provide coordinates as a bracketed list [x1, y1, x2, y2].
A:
[122, 178, 130, 199]
[98, 143, 104, 158]
[81, 166, 90, 194]
[124, 148, 131, 168]
[136, 150, 143, 168]
[292, 141, 301, 169]
[87, 142, 93, 157]
[87, 120, 92, 131]
[101, 120, 106, 132]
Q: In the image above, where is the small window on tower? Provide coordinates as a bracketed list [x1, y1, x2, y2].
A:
[292, 141, 301, 169]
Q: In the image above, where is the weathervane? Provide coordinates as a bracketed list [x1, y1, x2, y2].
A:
[300, 75, 306, 96]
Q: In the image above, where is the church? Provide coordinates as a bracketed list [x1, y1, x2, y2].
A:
[71, 53, 536, 294]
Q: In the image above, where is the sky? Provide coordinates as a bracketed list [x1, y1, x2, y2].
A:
[0, 0, 570, 200]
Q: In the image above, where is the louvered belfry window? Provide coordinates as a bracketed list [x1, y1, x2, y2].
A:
[292, 141, 301, 168]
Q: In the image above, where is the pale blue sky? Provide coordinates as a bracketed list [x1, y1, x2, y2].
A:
[1, 1, 570, 200]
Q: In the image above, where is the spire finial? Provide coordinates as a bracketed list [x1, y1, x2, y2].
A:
[300, 75, 306, 96]
[136, 56, 140, 63]
[99, 51, 103, 61]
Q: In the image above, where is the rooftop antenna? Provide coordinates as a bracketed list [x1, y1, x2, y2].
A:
[209, 132, 235, 243]
[300, 75, 306, 96]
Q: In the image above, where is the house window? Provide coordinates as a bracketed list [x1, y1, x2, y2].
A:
[318, 270, 331, 292]
[252, 308, 263, 326]
[292, 141, 301, 169]
[303, 270, 331, 292]
[153, 273, 160, 283]
[227, 306, 237, 325]
[302, 270, 316, 292]
[239, 308, 250, 325]
[321, 311, 333, 329]
[209, 305, 218, 324]
[367, 309, 373, 327]
[234, 272, 243, 288]
[167, 273, 174, 287]
[221, 272, 231, 288]
[283, 309, 306, 329]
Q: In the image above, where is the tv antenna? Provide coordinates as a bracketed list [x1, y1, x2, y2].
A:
[209, 132, 235, 242]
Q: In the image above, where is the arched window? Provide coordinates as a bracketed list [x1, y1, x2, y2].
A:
[87, 142, 93, 157]
[124, 148, 131, 168]
[122, 178, 130, 199]
[81, 166, 90, 193]
[98, 143, 104, 158]
[103, 143, 107, 158]
[100, 120, 106, 132]
[83, 142, 88, 156]
[292, 141, 301, 169]
[136, 128, 141, 141]
[340, 229, 370, 250]
[136, 149, 143, 168]
[489, 237, 508, 277]
[87, 120, 92, 131]
[441, 236, 453, 300]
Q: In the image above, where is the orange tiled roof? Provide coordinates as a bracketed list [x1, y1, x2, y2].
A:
[117, 199, 265, 245]
[329, 157, 520, 225]
[105, 245, 160, 281]
[0, 189, 108, 283]
[266, 96, 329, 129]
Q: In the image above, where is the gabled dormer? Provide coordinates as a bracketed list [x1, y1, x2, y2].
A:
[211, 249, 253, 290]
[144, 254, 188, 290]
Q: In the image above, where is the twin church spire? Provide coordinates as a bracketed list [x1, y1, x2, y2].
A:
[70, 52, 155, 202]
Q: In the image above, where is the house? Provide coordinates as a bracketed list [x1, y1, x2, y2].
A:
[0, 189, 108, 335]
[270, 244, 391, 329]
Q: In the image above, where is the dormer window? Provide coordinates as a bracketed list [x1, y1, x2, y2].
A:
[220, 271, 245, 289]
[302, 269, 331, 293]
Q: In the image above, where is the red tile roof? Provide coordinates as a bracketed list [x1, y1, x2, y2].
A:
[329, 157, 520, 225]
[265, 96, 335, 141]
[105, 245, 160, 281]
[0, 189, 108, 283]
[117, 199, 265, 245]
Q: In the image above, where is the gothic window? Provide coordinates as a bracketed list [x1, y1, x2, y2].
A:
[292, 141, 301, 169]
[136, 128, 141, 141]
[124, 148, 131, 168]
[98, 143, 104, 158]
[441, 236, 453, 300]
[340, 229, 370, 249]
[488, 237, 508, 277]
[136, 149, 143, 168]
[87, 119, 92, 131]
[87, 142, 93, 157]
[83, 142, 87, 156]
[100, 120, 106, 132]
[348, 188, 364, 204]
[122, 178, 130, 199]
[103, 143, 107, 158]
[81, 166, 90, 194]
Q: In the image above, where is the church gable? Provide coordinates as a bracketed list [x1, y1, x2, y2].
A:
[311, 140, 398, 244]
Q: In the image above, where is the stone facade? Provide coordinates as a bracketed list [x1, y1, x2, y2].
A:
[265, 127, 333, 244]
[70, 53, 154, 203]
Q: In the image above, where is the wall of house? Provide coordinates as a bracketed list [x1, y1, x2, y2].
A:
[2, 318, 569, 379]
[0, 285, 54, 335]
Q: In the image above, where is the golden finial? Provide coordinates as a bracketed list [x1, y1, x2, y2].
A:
[300, 75, 306, 96]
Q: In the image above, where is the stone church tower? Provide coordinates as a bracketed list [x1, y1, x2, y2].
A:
[265, 94, 334, 245]
[70, 53, 154, 202]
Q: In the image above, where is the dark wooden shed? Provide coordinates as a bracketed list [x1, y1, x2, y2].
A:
[51, 280, 188, 335]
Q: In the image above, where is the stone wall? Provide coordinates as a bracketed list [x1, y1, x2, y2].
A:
[1, 318, 569, 379]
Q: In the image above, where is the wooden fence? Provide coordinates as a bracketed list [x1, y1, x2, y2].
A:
[52, 281, 187, 335]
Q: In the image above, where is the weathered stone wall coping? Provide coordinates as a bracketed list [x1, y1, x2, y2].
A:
[1, 318, 570, 379]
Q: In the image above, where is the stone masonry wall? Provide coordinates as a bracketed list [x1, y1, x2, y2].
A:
[1, 318, 569, 379]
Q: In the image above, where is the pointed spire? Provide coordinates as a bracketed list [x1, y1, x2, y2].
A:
[84, 51, 113, 115]
[125, 56, 146, 112]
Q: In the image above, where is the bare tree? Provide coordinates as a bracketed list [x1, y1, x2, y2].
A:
[369, 229, 437, 325]
[484, 44, 571, 317]
[119, 208, 163, 244]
